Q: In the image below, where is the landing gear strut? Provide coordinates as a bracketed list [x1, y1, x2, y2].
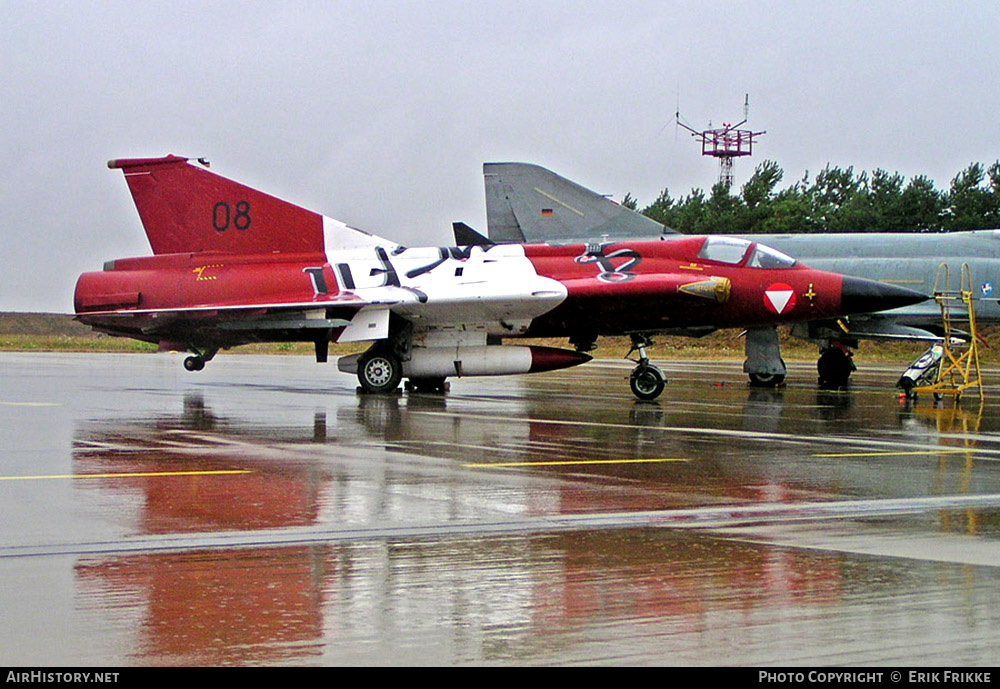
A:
[183, 347, 218, 372]
[744, 326, 786, 387]
[626, 334, 667, 401]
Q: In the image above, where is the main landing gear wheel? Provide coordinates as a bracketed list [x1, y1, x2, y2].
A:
[357, 349, 403, 394]
[630, 364, 666, 401]
[748, 370, 786, 387]
[817, 345, 855, 389]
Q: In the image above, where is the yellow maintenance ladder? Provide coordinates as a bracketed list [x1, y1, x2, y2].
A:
[913, 263, 984, 403]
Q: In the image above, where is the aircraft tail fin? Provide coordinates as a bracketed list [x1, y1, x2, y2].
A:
[484, 162, 675, 244]
[109, 155, 392, 255]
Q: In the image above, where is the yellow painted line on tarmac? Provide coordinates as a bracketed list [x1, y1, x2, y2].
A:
[464, 458, 688, 468]
[814, 449, 975, 458]
[0, 469, 253, 481]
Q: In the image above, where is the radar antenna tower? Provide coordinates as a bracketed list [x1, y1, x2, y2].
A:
[676, 94, 765, 188]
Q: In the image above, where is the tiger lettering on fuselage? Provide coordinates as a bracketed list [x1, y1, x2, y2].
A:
[336, 244, 511, 293]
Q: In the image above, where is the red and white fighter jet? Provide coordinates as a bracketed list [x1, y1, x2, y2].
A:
[74, 155, 925, 400]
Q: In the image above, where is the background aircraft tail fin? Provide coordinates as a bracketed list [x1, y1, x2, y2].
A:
[109, 155, 391, 255]
[484, 162, 675, 244]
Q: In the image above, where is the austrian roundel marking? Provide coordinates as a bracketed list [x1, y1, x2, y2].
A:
[764, 283, 796, 314]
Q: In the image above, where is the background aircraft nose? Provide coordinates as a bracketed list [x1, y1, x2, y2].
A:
[840, 275, 928, 314]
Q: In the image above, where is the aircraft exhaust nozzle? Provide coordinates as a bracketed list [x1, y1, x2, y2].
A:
[839, 276, 928, 315]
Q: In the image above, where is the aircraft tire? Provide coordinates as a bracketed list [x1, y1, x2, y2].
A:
[357, 350, 403, 394]
[748, 371, 785, 387]
[183, 356, 205, 372]
[817, 347, 855, 389]
[630, 364, 666, 401]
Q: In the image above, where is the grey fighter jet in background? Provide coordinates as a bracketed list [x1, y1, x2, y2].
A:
[476, 162, 999, 387]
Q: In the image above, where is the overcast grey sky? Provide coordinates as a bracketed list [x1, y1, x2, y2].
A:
[4, 1, 1000, 312]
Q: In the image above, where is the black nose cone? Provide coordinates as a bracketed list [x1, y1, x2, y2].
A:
[840, 276, 929, 314]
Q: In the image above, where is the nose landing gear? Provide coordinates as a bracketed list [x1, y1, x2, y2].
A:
[627, 334, 667, 401]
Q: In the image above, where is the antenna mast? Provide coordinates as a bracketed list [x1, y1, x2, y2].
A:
[676, 94, 765, 188]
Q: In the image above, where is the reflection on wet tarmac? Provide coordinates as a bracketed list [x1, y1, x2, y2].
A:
[71, 532, 1000, 665]
[3, 353, 1000, 665]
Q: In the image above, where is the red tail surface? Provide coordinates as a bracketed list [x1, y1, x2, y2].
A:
[109, 155, 325, 256]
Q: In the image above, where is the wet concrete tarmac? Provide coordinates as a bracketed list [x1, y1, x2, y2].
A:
[2, 352, 1000, 665]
